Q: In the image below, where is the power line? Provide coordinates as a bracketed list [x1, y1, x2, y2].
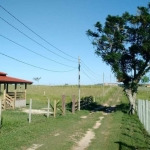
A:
[81, 62, 101, 79]
[81, 67, 101, 82]
[0, 16, 77, 63]
[0, 5, 77, 60]
[81, 59, 102, 77]
[0, 34, 77, 68]
[81, 68, 98, 84]
[0, 52, 77, 72]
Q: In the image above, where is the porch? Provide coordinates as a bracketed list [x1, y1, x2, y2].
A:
[0, 72, 32, 110]
[1, 83, 28, 110]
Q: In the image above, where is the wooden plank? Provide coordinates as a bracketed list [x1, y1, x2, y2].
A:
[47, 99, 50, 118]
[72, 95, 76, 113]
[3, 84, 6, 110]
[29, 99, 32, 123]
[25, 84, 27, 100]
[62, 95, 66, 115]
[54, 100, 56, 117]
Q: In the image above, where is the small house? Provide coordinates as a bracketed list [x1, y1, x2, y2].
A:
[0, 72, 32, 110]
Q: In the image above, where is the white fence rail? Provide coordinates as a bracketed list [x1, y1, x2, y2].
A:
[137, 99, 150, 134]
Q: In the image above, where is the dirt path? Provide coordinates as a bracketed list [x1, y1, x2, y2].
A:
[72, 88, 122, 150]
[26, 144, 43, 150]
[72, 114, 105, 150]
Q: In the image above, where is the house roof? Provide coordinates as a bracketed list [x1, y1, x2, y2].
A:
[0, 72, 7, 76]
[0, 72, 33, 84]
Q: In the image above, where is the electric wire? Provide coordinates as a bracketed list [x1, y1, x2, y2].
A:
[81, 66, 101, 82]
[81, 60, 102, 76]
[0, 5, 77, 60]
[0, 34, 77, 68]
[0, 16, 77, 63]
[80, 68, 97, 84]
[0, 52, 77, 72]
[81, 62, 102, 79]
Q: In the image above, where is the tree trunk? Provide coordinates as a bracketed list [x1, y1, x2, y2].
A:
[125, 89, 136, 114]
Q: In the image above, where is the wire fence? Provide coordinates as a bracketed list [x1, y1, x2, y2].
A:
[137, 99, 150, 135]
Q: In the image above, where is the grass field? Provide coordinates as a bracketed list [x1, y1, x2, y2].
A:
[0, 85, 150, 150]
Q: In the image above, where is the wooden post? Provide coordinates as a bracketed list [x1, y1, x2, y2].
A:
[72, 95, 75, 114]
[44, 91, 45, 96]
[62, 95, 66, 115]
[3, 84, 6, 110]
[29, 99, 32, 123]
[54, 100, 56, 117]
[6, 84, 8, 93]
[14, 84, 17, 109]
[0, 98, 1, 128]
[47, 98, 50, 118]
[25, 83, 27, 100]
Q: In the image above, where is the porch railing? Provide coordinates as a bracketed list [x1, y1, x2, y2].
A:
[5, 93, 14, 109]
[7, 92, 25, 100]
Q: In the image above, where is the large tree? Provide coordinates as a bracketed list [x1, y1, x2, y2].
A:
[141, 75, 150, 84]
[87, 3, 150, 114]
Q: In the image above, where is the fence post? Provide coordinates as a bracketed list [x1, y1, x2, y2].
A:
[138, 100, 140, 120]
[143, 100, 146, 128]
[140, 100, 142, 122]
[140, 100, 142, 123]
[62, 95, 66, 115]
[72, 95, 75, 114]
[145, 100, 148, 132]
[148, 101, 150, 134]
[54, 100, 56, 117]
[47, 98, 50, 118]
[0, 99, 1, 128]
[93, 96, 95, 102]
[29, 99, 32, 123]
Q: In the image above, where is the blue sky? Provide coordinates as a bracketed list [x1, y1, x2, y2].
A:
[0, 0, 149, 85]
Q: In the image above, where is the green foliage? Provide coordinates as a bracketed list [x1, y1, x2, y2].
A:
[141, 75, 150, 83]
[87, 3, 150, 94]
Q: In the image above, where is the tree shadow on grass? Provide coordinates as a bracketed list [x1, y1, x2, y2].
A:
[115, 135, 150, 150]
[114, 141, 149, 150]
[66, 95, 129, 114]
[115, 108, 150, 150]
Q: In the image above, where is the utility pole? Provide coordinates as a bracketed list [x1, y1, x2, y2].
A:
[78, 56, 80, 110]
[109, 74, 111, 87]
[103, 73, 104, 96]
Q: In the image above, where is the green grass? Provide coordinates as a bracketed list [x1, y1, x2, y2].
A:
[0, 86, 150, 150]
[88, 93, 150, 150]
[137, 87, 150, 100]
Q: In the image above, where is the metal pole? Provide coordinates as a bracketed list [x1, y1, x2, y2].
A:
[78, 56, 80, 110]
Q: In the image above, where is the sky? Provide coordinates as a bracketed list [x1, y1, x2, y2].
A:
[0, 0, 150, 85]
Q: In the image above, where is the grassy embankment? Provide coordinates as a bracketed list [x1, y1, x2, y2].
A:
[0, 85, 149, 150]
